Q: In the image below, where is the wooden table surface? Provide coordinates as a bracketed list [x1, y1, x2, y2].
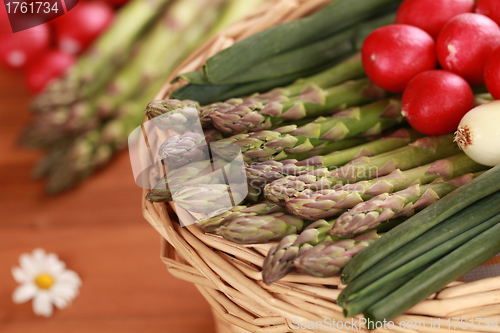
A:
[0, 68, 216, 333]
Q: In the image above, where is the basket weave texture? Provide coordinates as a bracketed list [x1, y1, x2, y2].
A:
[142, 0, 500, 331]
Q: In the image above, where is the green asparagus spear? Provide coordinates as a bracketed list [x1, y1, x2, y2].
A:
[287, 154, 487, 221]
[96, 0, 221, 120]
[31, 0, 172, 111]
[252, 57, 366, 101]
[209, 78, 387, 135]
[197, 200, 283, 232]
[262, 219, 337, 284]
[39, 0, 228, 192]
[216, 211, 307, 244]
[206, 0, 266, 36]
[294, 231, 380, 277]
[267, 129, 423, 176]
[264, 134, 463, 205]
[212, 99, 403, 163]
[330, 172, 484, 236]
[171, 66, 332, 105]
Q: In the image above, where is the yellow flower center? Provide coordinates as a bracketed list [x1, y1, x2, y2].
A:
[34, 274, 55, 290]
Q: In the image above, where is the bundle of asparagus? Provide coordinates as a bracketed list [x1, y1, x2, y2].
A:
[21, 0, 266, 193]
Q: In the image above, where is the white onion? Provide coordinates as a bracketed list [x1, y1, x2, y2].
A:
[455, 100, 500, 167]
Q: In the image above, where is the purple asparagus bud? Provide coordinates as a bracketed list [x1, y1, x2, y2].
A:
[294, 231, 380, 277]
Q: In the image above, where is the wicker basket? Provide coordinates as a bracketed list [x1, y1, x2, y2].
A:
[142, 0, 500, 331]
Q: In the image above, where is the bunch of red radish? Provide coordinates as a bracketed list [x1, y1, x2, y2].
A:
[0, 0, 127, 93]
[362, 0, 500, 136]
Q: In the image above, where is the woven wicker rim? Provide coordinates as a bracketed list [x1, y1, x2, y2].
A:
[142, 0, 500, 331]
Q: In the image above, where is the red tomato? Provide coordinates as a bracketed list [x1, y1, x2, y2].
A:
[0, 25, 51, 71]
[484, 46, 500, 99]
[476, 0, 500, 27]
[437, 13, 500, 85]
[396, 0, 474, 39]
[402, 70, 474, 135]
[361, 24, 436, 93]
[25, 50, 75, 93]
[53, 1, 114, 54]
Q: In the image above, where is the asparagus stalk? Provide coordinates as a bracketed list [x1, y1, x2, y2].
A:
[262, 215, 412, 284]
[286, 153, 488, 221]
[171, 56, 366, 106]
[39, 1, 228, 192]
[216, 211, 307, 244]
[146, 99, 199, 120]
[294, 231, 380, 277]
[171, 66, 331, 105]
[212, 99, 404, 163]
[262, 219, 337, 284]
[331, 133, 463, 181]
[45, 129, 102, 193]
[257, 128, 423, 204]
[31, 0, 172, 111]
[171, 184, 247, 214]
[242, 128, 421, 192]
[146, 157, 237, 203]
[331, 172, 484, 236]
[263, 128, 423, 178]
[22, 0, 222, 149]
[147, 138, 369, 204]
[96, 0, 221, 119]
[62, 0, 222, 134]
[209, 78, 387, 135]
[158, 132, 208, 168]
[245, 159, 299, 190]
[197, 200, 283, 232]
[251, 57, 366, 101]
[206, 0, 266, 36]
[202, 0, 401, 84]
[264, 134, 463, 205]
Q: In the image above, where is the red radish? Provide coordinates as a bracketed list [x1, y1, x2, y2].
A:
[437, 13, 500, 85]
[102, 0, 131, 6]
[0, 25, 51, 71]
[396, 0, 474, 39]
[401, 70, 474, 135]
[25, 50, 75, 94]
[53, 2, 114, 54]
[484, 46, 500, 99]
[361, 24, 436, 93]
[476, 0, 500, 27]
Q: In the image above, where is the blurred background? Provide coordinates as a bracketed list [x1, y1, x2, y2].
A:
[0, 0, 265, 331]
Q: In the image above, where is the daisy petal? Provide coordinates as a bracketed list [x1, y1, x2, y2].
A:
[32, 249, 47, 271]
[33, 292, 53, 317]
[52, 283, 78, 301]
[12, 267, 30, 284]
[58, 270, 82, 287]
[12, 283, 38, 304]
[19, 254, 38, 277]
[46, 254, 65, 275]
[50, 293, 69, 309]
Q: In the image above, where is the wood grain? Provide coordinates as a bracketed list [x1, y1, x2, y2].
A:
[0, 68, 216, 333]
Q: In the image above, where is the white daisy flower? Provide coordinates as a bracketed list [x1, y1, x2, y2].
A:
[11, 248, 81, 317]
